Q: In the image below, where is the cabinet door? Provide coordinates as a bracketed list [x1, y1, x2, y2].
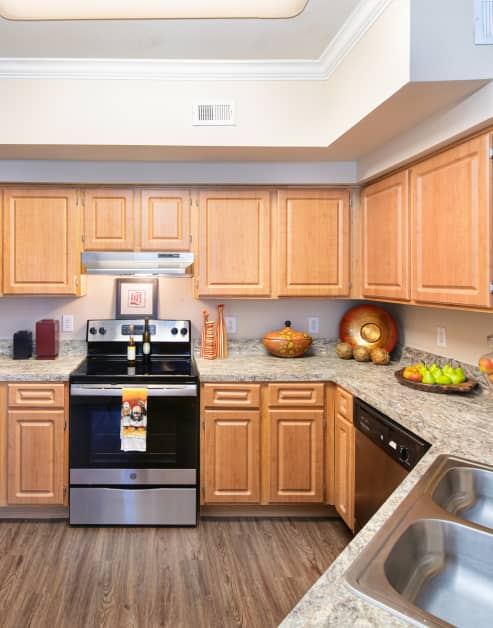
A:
[411, 134, 491, 308]
[276, 189, 350, 296]
[140, 189, 190, 250]
[268, 409, 324, 503]
[83, 188, 134, 250]
[4, 188, 82, 295]
[334, 412, 355, 531]
[203, 409, 260, 503]
[361, 171, 410, 301]
[8, 409, 65, 504]
[197, 189, 271, 296]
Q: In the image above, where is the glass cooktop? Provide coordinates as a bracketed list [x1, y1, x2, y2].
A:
[70, 357, 198, 383]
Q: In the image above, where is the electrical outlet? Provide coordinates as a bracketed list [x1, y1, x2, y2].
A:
[308, 317, 320, 334]
[225, 316, 237, 334]
[437, 326, 447, 347]
[62, 314, 74, 333]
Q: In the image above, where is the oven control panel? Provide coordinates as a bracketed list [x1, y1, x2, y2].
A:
[86, 319, 190, 343]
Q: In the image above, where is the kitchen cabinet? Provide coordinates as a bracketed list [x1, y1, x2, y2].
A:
[140, 188, 191, 250]
[201, 382, 328, 506]
[361, 171, 410, 301]
[267, 407, 324, 503]
[3, 187, 84, 295]
[7, 383, 67, 505]
[411, 134, 492, 308]
[83, 188, 135, 250]
[202, 384, 261, 504]
[0, 190, 3, 296]
[276, 189, 350, 297]
[334, 386, 355, 531]
[196, 189, 271, 297]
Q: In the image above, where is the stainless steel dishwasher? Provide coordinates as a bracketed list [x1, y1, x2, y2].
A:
[353, 398, 430, 533]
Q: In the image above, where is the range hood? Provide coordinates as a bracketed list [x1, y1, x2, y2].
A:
[81, 252, 194, 276]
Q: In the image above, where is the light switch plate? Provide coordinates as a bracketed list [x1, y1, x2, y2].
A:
[308, 317, 320, 334]
[62, 314, 74, 333]
[437, 326, 447, 347]
[225, 316, 237, 334]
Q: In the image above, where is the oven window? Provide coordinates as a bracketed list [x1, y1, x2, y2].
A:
[70, 395, 198, 469]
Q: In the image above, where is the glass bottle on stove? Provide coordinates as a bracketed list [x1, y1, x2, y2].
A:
[127, 324, 136, 366]
[142, 318, 151, 363]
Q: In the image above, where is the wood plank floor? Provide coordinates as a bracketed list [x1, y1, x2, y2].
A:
[0, 517, 351, 628]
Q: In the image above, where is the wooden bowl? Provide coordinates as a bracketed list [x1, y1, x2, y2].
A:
[339, 304, 398, 352]
[263, 321, 312, 358]
[394, 369, 478, 394]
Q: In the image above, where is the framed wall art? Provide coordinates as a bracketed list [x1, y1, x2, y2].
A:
[115, 278, 158, 319]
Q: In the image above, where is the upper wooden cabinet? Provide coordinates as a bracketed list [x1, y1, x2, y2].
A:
[361, 172, 410, 301]
[276, 189, 350, 297]
[3, 187, 83, 295]
[140, 188, 191, 251]
[411, 134, 492, 308]
[196, 189, 271, 297]
[83, 188, 135, 250]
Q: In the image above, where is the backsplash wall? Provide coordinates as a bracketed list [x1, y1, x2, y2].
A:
[1, 278, 490, 365]
[0, 276, 357, 343]
[385, 303, 493, 366]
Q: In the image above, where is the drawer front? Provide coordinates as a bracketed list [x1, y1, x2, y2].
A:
[203, 384, 260, 408]
[267, 383, 324, 407]
[335, 386, 353, 422]
[8, 383, 65, 408]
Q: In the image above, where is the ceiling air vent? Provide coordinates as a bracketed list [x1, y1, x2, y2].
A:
[474, 0, 493, 44]
[192, 102, 236, 126]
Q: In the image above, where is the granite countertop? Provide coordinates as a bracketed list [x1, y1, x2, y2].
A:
[0, 355, 85, 381]
[197, 345, 493, 627]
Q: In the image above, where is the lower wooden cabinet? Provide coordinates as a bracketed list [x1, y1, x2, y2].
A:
[201, 382, 328, 506]
[334, 387, 355, 531]
[268, 408, 324, 503]
[7, 383, 67, 506]
[203, 409, 261, 503]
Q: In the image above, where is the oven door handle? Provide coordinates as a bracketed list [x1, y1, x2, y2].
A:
[70, 384, 197, 397]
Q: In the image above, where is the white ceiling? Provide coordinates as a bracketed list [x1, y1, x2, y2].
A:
[0, 0, 361, 60]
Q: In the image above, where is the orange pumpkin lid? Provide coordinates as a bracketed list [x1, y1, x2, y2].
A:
[263, 320, 312, 343]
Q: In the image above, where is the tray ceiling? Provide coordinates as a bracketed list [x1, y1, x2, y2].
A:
[0, 0, 360, 60]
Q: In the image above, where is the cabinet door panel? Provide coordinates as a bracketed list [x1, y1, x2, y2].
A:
[412, 135, 491, 308]
[8, 383, 65, 408]
[4, 188, 81, 295]
[277, 189, 350, 296]
[83, 188, 134, 250]
[197, 190, 271, 296]
[361, 171, 410, 301]
[203, 410, 260, 503]
[268, 409, 323, 503]
[203, 384, 260, 409]
[334, 412, 354, 531]
[267, 383, 324, 407]
[140, 189, 190, 250]
[8, 409, 65, 505]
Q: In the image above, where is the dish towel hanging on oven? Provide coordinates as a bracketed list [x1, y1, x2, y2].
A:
[121, 388, 148, 452]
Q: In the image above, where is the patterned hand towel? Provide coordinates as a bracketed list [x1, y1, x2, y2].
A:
[121, 388, 148, 452]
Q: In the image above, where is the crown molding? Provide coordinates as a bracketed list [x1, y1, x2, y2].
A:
[0, 0, 393, 81]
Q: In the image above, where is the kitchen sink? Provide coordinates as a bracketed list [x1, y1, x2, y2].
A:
[432, 467, 493, 529]
[346, 455, 493, 628]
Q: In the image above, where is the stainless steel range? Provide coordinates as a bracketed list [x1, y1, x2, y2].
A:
[69, 319, 199, 526]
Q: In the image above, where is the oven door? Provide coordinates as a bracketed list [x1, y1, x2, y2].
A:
[69, 383, 198, 482]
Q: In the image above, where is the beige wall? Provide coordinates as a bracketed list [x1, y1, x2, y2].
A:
[386, 303, 493, 366]
[0, 276, 357, 343]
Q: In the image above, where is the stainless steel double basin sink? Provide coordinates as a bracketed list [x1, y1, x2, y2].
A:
[346, 455, 493, 627]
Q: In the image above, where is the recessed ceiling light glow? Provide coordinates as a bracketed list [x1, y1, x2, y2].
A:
[0, 0, 309, 20]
